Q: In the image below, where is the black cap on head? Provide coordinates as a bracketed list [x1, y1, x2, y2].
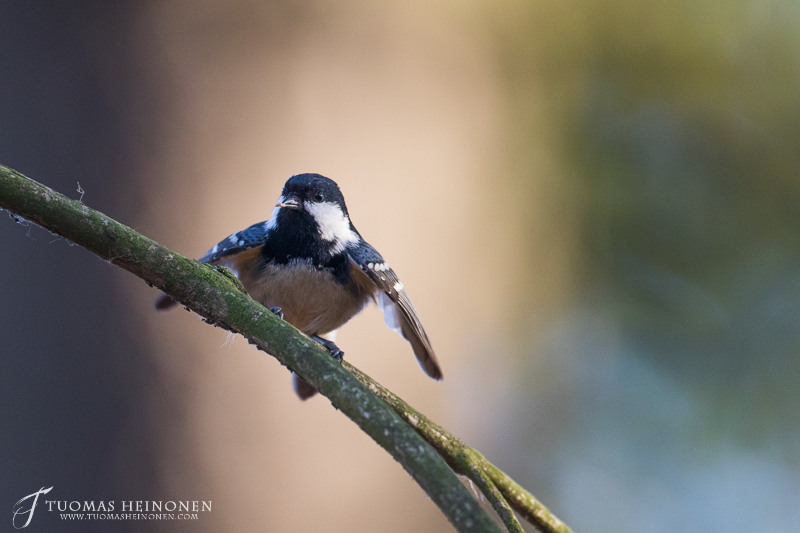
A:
[283, 173, 348, 214]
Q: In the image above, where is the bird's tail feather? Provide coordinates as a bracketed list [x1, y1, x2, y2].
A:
[154, 293, 178, 311]
[293, 373, 318, 400]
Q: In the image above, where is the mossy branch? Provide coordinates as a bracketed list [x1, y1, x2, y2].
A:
[0, 164, 572, 533]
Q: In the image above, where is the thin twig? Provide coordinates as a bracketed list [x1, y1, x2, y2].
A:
[345, 363, 573, 533]
[464, 459, 526, 533]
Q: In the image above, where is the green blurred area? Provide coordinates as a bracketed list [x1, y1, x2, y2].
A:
[487, 1, 800, 530]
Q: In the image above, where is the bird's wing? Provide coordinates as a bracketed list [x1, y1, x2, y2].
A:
[154, 221, 270, 311]
[348, 241, 442, 380]
[197, 220, 271, 264]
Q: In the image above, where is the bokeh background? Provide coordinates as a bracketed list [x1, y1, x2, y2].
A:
[2, 1, 800, 532]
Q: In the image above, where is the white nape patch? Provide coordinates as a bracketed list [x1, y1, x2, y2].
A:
[379, 292, 403, 334]
[211, 244, 219, 254]
[305, 201, 359, 252]
[228, 235, 237, 244]
[393, 281, 404, 292]
[264, 202, 281, 232]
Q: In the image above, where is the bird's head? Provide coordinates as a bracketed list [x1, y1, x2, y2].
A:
[269, 173, 359, 253]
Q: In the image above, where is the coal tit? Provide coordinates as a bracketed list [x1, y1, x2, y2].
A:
[155, 173, 442, 399]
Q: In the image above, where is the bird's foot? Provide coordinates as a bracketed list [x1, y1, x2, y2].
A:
[269, 306, 284, 320]
[312, 335, 344, 362]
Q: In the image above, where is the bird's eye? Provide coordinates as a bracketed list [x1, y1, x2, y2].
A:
[313, 192, 324, 202]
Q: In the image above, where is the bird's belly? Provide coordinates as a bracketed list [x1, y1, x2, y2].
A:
[238, 261, 372, 335]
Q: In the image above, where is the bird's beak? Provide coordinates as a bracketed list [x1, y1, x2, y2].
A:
[276, 195, 302, 210]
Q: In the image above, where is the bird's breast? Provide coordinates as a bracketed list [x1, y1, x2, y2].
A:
[222, 255, 374, 336]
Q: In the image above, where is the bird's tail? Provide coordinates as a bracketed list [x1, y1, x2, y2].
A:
[156, 292, 321, 401]
[154, 293, 179, 311]
[293, 373, 318, 400]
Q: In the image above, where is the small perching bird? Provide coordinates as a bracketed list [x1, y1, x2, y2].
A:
[155, 173, 442, 399]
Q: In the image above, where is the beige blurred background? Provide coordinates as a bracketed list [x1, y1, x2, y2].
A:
[4, 1, 800, 532]
[130, 3, 568, 531]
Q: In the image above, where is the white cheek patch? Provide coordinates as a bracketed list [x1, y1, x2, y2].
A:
[305, 201, 359, 252]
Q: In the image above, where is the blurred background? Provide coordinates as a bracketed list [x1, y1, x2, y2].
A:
[2, 1, 799, 532]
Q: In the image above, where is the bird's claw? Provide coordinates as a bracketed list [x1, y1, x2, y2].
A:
[312, 335, 344, 363]
[269, 306, 284, 320]
[329, 346, 345, 362]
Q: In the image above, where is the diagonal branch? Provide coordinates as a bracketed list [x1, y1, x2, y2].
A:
[0, 164, 572, 533]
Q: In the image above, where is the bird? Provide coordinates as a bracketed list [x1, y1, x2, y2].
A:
[155, 173, 442, 399]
